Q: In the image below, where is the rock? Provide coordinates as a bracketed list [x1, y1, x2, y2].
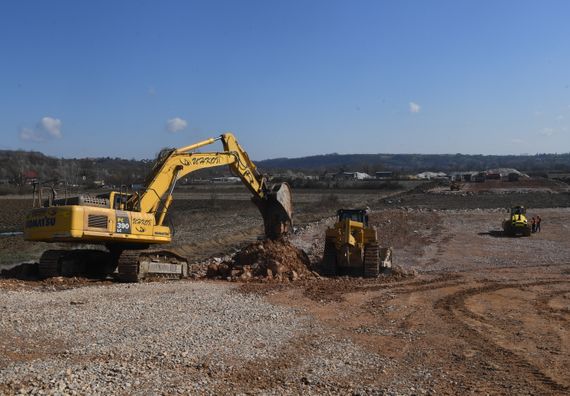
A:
[291, 270, 299, 281]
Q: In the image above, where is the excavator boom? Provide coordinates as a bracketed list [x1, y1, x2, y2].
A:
[133, 133, 292, 238]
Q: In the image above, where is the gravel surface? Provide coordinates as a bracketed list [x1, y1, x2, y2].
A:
[0, 281, 394, 395]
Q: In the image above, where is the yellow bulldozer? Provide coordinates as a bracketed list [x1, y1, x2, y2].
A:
[502, 205, 531, 237]
[24, 133, 293, 282]
[322, 209, 392, 277]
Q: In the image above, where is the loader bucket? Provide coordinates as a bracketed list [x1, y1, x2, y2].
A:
[253, 183, 293, 240]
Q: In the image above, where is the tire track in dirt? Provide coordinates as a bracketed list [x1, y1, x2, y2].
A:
[434, 280, 570, 394]
[357, 273, 466, 294]
[298, 274, 467, 304]
[534, 289, 570, 319]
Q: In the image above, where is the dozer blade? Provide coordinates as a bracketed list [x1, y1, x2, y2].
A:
[253, 183, 293, 240]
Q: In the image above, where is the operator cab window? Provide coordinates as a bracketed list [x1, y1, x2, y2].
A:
[339, 211, 368, 225]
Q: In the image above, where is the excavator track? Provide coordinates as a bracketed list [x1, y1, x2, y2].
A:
[38, 249, 64, 278]
[117, 250, 188, 283]
[117, 251, 141, 282]
[38, 249, 116, 279]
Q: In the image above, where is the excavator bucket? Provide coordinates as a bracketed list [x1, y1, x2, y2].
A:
[253, 183, 293, 240]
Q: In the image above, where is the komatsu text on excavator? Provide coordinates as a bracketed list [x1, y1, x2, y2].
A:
[24, 133, 293, 282]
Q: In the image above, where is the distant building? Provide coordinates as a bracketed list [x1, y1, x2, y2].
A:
[486, 168, 528, 180]
[449, 171, 481, 182]
[416, 171, 447, 180]
[375, 171, 393, 180]
[211, 176, 241, 183]
[335, 172, 372, 180]
[22, 170, 38, 185]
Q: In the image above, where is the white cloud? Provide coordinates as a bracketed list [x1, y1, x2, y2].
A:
[18, 116, 63, 142]
[19, 127, 43, 142]
[409, 102, 421, 113]
[166, 117, 188, 133]
[539, 128, 556, 137]
[555, 114, 564, 121]
[511, 138, 526, 144]
[39, 117, 62, 138]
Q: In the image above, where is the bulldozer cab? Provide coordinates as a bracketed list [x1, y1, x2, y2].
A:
[337, 209, 369, 226]
[511, 206, 526, 217]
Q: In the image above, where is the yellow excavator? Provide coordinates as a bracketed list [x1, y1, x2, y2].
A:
[23, 133, 293, 282]
[322, 209, 392, 277]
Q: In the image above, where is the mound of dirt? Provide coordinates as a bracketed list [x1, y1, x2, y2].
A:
[207, 239, 315, 282]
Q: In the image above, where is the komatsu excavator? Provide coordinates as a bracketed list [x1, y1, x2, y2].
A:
[23, 133, 293, 282]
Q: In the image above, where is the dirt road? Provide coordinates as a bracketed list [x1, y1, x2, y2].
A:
[243, 208, 570, 394]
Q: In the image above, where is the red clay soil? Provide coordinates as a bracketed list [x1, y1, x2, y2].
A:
[207, 238, 315, 282]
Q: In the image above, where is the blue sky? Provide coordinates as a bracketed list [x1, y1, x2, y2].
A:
[1, 1, 569, 160]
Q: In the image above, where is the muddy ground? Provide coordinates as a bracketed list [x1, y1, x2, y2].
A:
[1, 180, 569, 394]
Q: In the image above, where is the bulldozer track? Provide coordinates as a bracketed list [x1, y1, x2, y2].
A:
[434, 280, 570, 393]
[363, 243, 379, 278]
[321, 241, 337, 276]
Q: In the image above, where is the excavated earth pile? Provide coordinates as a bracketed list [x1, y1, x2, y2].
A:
[207, 239, 315, 282]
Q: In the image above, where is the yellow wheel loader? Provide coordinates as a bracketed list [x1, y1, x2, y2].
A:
[502, 206, 531, 237]
[24, 133, 293, 282]
[322, 209, 392, 277]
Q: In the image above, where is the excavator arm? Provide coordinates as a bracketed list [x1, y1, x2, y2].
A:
[132, 133, 292, 239]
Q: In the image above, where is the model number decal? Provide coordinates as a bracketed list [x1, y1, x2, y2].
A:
[116, 215, 131, 234]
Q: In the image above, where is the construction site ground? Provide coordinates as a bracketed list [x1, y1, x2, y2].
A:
[1, 182, 569, 395]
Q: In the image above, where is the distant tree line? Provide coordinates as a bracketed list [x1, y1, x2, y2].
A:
[1, 150, 570, 189]
[257, 152, 570, 173]
[0, 150, 232, 187]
